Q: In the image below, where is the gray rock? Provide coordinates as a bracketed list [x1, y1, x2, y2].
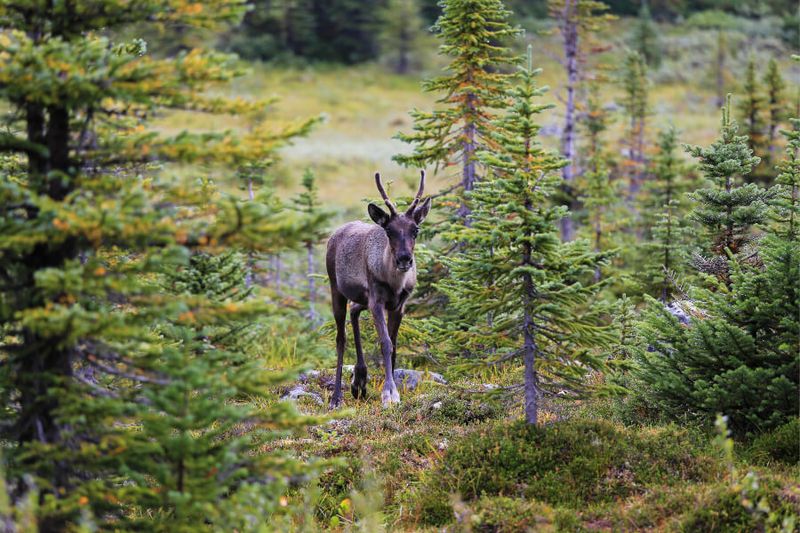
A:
[667, 301, 691, 325]
[666, 300, 706, 326]
[298, 369, 321, 383]
[392, 369, 447, 392]
[281, 385, 323, 405]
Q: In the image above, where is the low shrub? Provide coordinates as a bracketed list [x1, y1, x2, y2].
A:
[395, 479, 453, 528]
[409, 418, 717, 522]
[469, 496, 555, 533]
[679, 477, 800, 533]
[315, 455, 363, 523]
[747, 418, 800, 466]
[679, 487, 755, 532]
[431, 392, 505, 425]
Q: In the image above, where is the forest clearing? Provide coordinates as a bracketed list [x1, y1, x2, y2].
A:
[0, 0, 798, 531]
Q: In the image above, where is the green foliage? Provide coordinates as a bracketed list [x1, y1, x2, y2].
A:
[634, 231, 799, 436]
[0, 456, 38, 532]
[747, 418, 800, 466]
[738, 58, 770, 179]
[436, 49, 612, 423]
[469, 496, 556, 532]
[168, 251, 252, 301]
[682, 415, 800, 532]
[686, 95, 767, 268]
[764, 58, 787, 164]
[0, 0, 321, 528]
[638, 126, 695, 299]
[773, 117, 800, 239]
[578, 82, 627, 263]
[394, 0, 521, 203]
[418, 419, 716, 507]
[378, 0, 429, 74]
[316, 455, 364, 523]
[227, 0, 383, 64]
[429, 390, 505, 425]
[630, 2, 661, 67]
[620, 49, 649, 197]
[620, 50, 649, 137]
[633, 94, 797, 440]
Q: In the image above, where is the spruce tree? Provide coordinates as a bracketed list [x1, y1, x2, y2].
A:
[764, 58, 787, 167]
[312, 0, 384, 64]
[715, 30, 728, 109]
[686, 11, 738, 109]
[738, 58, 769, 182]
[635, 235, 799, 437]
[630, 1, 661, 68]
[113, 248, 316, 530]
[639, 126, 694, 300]
[578, 82, 625, 279]
[379, 0, 428, 74]
[619, 49, 649, 200]
[548, 0, 614, 240]
[228, 0, 317, 60]
[437, 48, 613, 424]
[291, 168, 332, 323]
[394, 0, 521, 220]
[636, 149, 799, 436]
[773, 117, 800, 239]
[0, 0, 318, 527]
[686, 95, 768, 280]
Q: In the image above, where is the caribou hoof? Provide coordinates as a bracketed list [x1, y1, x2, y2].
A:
[351, 366, 368, 400]
[381, 386, 401, 408]
[329, 394, 343, 410]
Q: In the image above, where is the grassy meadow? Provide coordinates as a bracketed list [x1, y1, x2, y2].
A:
[153, 20, 787, 211]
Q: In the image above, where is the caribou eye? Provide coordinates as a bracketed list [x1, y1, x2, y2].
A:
[411, 227, 419, 238]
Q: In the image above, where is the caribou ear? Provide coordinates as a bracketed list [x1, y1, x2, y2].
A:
[368, 203, 391, 227]
[412, 197, 431, 224]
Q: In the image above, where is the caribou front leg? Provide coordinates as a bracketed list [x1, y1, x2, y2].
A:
[370, 303, 400, 406]
[388, 309, 403, 373]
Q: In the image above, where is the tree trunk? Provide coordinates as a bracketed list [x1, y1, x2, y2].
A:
[593, 210, 602, 282]
[662, 210, 672, 302]
[273, 253, 282, 292]
[459, 90, 477, 223]
[16, 103, 77, 510]
[661, 177, 673, 302]
[715, 31, 725, 109]
[396, 26, 410, 75]
[45, 106, 71, 200]
[26, 103, 46, 177]
[560, 0, 579, 242]
[306, 241, 317, 323]
[522, 215, 538, 425]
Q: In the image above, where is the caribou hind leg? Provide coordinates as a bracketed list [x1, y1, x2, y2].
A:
[330, 288, 347, 409]
[350, 302, 368, 399]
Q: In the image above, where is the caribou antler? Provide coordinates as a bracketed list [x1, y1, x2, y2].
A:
[406, 170, 426, 215]
[374, 172, 398, 215]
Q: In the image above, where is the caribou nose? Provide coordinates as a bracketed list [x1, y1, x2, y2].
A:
[396, 254, 413, 270]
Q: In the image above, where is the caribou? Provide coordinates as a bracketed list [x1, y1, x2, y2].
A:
[326, 171, 431, 408]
